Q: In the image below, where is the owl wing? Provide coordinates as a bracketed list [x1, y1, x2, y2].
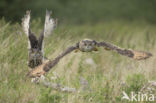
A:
[43, 10, 56, 37]
[22, 10, 30, 37]
[27, 45, 78, 78]
[22, 10, 38, 49]
[38, 32, 44, 50]
[96, 41, 152, 60]
[38, 10, 56, 51]
[28, 30, 38, 49]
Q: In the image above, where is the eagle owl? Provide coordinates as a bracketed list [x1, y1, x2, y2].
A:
[27, 38, 152, 78]
[22, 11, 152, 78]
[22, 10, 56, 69]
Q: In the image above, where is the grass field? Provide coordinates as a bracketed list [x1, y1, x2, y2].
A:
[0, 19, 156, 103]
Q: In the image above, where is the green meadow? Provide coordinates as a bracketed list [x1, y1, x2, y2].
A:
[0, 18, 156, 103]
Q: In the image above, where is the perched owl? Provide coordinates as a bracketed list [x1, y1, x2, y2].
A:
[27, 39, 152, 78]
[22, 10, 56, 68]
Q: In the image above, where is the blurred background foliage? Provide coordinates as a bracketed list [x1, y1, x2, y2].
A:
[0, 0, 156, 103]
[0, 0, 156, 24]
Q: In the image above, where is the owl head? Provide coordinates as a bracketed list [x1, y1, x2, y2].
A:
[79, 39, 97, 52]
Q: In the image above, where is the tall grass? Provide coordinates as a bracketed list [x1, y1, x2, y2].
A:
[0, 19, 155, 103]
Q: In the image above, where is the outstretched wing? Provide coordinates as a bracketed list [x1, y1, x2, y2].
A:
[44, 10, 56, 36]
[27, 45, 78, 78]
[96, 41, 152, 60]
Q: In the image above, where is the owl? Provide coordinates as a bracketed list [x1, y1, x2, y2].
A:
[22, 10, 56, 68]
[78, 39, 152, 60]
[27, 39, 152, 78]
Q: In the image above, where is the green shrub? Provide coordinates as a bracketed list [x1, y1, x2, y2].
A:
[124, 73, 147, 94]
[38, 88, 61, 103]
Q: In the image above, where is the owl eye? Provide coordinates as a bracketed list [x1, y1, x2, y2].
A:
[84, 43, 87, 46]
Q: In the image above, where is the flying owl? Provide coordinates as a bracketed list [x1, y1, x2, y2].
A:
[27, 39, 152, 78]
[22, 10, 56, 69]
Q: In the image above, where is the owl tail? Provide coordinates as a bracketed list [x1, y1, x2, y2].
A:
[116, 49, 152, 60]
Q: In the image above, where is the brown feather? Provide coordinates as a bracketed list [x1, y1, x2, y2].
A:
[131, 50, 152, 60]
[97, 41, 152, 60]
[27, 46, 78, 77]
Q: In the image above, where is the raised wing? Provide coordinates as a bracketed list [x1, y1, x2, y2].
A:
[22, 10, 39, 49]
[38, 10, 56, 51]
[22, 10, 30, 36]
[44, 10, 56, 36]
[28, 30, 38, 49]
[38, 32, 44, 50]
[97, 41, 152, 60]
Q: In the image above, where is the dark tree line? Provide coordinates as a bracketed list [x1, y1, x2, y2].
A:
[0, 0, 156, 24]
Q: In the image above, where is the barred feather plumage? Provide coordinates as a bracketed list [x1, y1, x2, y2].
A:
[44, 10, 56, 36]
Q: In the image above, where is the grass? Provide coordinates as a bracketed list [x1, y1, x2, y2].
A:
[0, 19, 156, 103]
